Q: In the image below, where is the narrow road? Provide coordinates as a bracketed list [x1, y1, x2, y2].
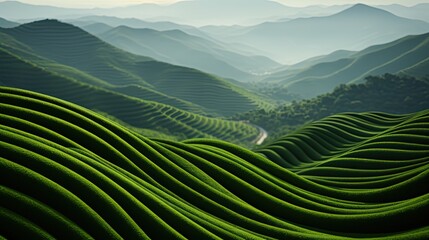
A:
[240, 122, 269, 145]
[247, 123, 268, 145]
[254, 125, 268, 145]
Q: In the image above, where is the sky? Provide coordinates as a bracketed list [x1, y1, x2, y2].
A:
[7, 0, 429, 8]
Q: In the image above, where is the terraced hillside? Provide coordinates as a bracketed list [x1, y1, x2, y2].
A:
[0, 19, 270, 116]
[0, 33, 208, 115]
[1, 87, 428, 239]
[0, 50, 259, 142]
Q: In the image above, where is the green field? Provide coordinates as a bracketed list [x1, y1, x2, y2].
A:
[1, 87, 428, 239]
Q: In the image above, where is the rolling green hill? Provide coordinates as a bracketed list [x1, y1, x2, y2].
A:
[267, 32, 429, 98]
[0, 47, 259, 143]
[0, 29, 209, 114]
[1, 87, 428, 239]
[0, 19, 270, 116]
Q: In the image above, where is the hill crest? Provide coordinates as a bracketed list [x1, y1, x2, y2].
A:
[334, 3, 395, 17]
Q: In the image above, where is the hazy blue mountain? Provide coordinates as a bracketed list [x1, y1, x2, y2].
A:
[205, 4, 429, 64]
[151, 0, 291, 26]
[275, 4, 350, 19]
[267, 49, 357, 82]
[68, 15, 264, 57]
[83, 0, 301, 26]
[140, 0, 349, 26]
[67, 15, 211, 39]
[66, 16, 269, 64]
[94, 25, 281, 81]
[288, 50, 356, 70]
[1, 0, 349, 27]
[79, 22, 113, 35]
[198, 24, 273, 57]
[0, 17, 19, 28]
[0, 1, 89, 20]
[266, 32, 429, 98]
[378, 3, 429, 23]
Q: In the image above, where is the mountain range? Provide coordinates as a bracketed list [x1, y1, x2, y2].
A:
[6, 1, 429, 27]
[378, 3, 429, 22]
[67, 15, 210, 39]
[202, 4, 429, 63]
[0, 0, 349, 26]
[90, 25, 281, 81]
[1, 2, 429, 140]
[263, 31, 429, 98]
[1, 14, 428, 112]
[1, 20, 270, 114]
[0, 19, 275, 142]
[2, 1, 429, 66]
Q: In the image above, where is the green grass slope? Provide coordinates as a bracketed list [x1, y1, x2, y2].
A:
[0, 30, 209, 115]
[268, 32, 429, 98]
[0, 19, 269, 116]
[0, 50, 258, 142]
[1, 87, 428, 239]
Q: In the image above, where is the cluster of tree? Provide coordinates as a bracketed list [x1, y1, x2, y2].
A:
[249, 82, 301, 102]
[234, 74, 429, 140]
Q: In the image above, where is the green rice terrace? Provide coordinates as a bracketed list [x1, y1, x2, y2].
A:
[0, 48, 260, 143]
[1, 86, 428, 239]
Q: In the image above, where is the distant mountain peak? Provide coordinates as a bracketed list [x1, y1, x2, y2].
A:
[352, 3, 372, 8]
[22, 19, 64, 26]
[18, 19, 81, 31]
[335, 3, 394, 17]
[10, 19, 98, 45]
